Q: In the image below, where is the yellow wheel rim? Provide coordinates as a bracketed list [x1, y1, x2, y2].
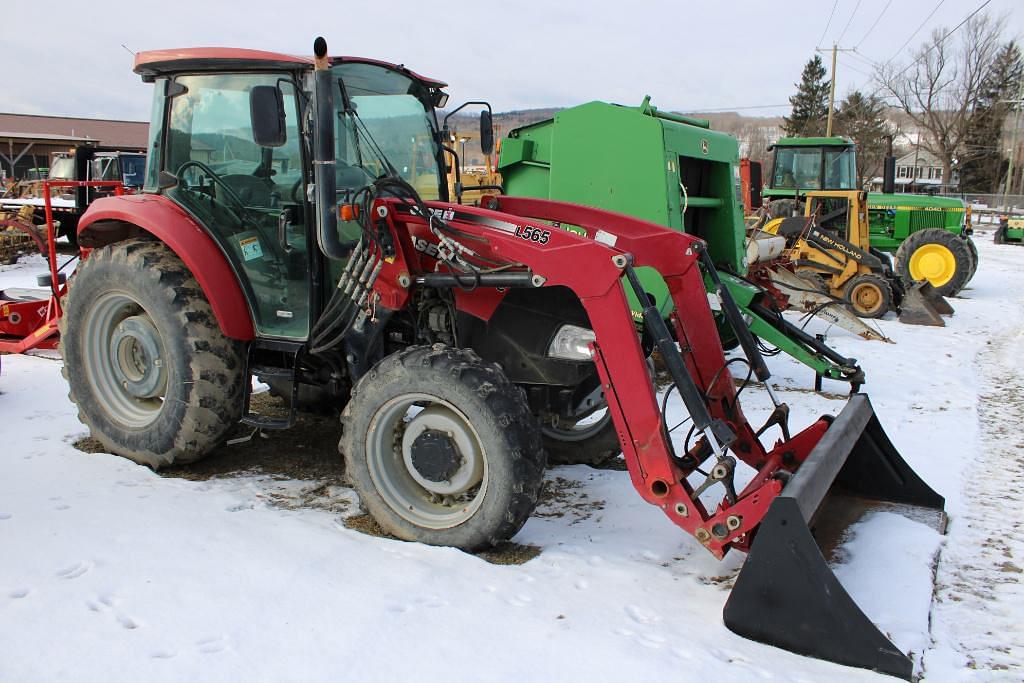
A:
[850, 282, 883, 316]
[908, 244, 956, 287]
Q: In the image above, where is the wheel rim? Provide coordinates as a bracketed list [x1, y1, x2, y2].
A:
[366, 393, 488, 530]
[541, 408, 611, 442]
[82, 292, 168, 428]
[850, 282, 884, 316]
[908, 243, 956, 286]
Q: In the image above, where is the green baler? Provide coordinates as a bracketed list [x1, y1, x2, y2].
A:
[763, 137, 977, 297]
[498, 98, 863, 387]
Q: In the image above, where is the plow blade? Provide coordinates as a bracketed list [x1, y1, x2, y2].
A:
[898, 281, 953, 327]
[723, 394, 945, 680]
[768, 268, 890, 342]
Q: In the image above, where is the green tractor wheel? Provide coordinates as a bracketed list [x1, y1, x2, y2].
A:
[895, 228, 973, 297]
[964, 236, 979, 281]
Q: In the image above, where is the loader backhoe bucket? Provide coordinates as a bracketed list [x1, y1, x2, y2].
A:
[723, 394, 945, 680]
[898, 280, 953, 327]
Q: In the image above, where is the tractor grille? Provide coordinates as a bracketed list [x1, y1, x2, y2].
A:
[909, 210, 947, 231]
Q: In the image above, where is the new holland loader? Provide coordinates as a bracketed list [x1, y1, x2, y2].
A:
[58, 40, 944, 679]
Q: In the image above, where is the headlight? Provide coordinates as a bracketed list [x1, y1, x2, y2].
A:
[548, 324, 596, 360]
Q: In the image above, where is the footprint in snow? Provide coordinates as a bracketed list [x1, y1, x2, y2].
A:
[197, 636, 229, 654]
[117, 614, 140, 630]
[625, 604, 661, 625]
[85, 594, 115, 612]
[0, 512, 12, 520]
[150, 650, 176, 659]
[56, 561, 91, 580]
[9, 588, 31, 599]
[504, 594, 533, 607]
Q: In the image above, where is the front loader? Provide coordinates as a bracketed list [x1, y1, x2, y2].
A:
[759, 190, 954, 326]
[61, 40, 944, 679]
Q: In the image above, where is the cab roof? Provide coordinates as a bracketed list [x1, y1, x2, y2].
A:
[770, 136, 854, 149]
[132, 48, 447, 88]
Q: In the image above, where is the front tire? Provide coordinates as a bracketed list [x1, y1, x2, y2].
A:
[844, 273, 892, 319]
[60, 239, 246, 468]
[340, 345, 545, 551]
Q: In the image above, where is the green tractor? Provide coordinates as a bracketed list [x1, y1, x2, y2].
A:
[995, 215, 1024, 245]
[760, 137, 978, 298]
[498, 98, 872, 391]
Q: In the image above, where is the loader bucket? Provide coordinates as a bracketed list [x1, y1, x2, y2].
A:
[898, 281, 953, 327]
[723, 394, 945, 680]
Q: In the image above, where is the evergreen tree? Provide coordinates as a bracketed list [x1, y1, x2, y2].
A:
[835, 91, 890, 187]
[959, 42, 1022, 193]
[783, 56, 831, 137]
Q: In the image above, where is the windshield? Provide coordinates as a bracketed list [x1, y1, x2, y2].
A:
[823, 148, 857, 189]
[120, 155, 146, 188]
[772, 146, 858, 190]
[48, 157, 75, 181]
[332, 63, 442, 200]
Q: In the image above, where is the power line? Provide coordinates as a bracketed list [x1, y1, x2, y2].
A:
[682, 104, 790, 113]
[886, 0, 993, 82]
[837, 0, 864, 44]
[817, 0, 840, 48]
[881, 0, 946, 69]
[855, 0, 893, 47]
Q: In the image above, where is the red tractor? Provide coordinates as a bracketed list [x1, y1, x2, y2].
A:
[58, 39, 942, 679]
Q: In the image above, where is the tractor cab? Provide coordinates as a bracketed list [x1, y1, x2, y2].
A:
[763, 136, 858, 199]
[131, 50, 477, 341]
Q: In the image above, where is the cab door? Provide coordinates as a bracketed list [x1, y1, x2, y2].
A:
[162, 73, 310, 340]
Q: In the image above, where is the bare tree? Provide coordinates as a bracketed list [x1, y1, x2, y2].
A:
[877, 13, 1007, 190]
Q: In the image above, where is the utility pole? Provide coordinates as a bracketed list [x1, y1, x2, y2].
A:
[1003, 78, 1024, 210]
[816, 44, 856, 137]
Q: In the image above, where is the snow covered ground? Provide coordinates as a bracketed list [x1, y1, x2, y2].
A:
[1, 231, 1022, 682]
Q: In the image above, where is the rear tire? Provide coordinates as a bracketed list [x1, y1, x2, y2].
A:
[964, 237, 979, 282]
[895, 228, 972, 297]
[340, 345, 545, 551]
[844, 273, 892, 319]
[542, 411, 621, 468]
[60, 239, 246, 468]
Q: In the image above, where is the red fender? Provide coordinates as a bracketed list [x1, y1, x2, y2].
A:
[77, 194, 255, 340]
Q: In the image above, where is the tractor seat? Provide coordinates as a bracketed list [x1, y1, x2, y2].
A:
[1, 288, 49, 303]
[775, 216, 810, 244]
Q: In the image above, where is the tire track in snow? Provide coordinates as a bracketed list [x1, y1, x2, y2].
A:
[927, 321, 1024, 676]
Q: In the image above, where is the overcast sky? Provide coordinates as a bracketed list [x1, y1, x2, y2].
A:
[3, 1, 1021, 121]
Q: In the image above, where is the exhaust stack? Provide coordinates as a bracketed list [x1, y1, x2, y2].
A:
[312, 36, 345, 260]
[882, 135, 896, 195]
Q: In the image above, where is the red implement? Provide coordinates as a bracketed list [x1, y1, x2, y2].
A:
[0, 181, 123, 355]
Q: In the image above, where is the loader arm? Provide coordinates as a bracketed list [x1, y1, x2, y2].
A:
[374, 194, 832, 558]
[370, 193, 944, 679]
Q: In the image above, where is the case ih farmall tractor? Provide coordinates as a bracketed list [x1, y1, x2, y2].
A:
[63, 40, 943, 679]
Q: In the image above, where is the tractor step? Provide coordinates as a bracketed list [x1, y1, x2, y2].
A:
[240, 347, 301, 430]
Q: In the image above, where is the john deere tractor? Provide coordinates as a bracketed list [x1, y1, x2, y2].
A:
[759, 137, 977, 298]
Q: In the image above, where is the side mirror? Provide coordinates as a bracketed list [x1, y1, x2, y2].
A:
[480, 110, 494, 156]
[250, 85, 287, 147]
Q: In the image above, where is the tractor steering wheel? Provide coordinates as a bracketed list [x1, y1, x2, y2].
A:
[176, 160, 254, 219]
[176, 160, 285, 263]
